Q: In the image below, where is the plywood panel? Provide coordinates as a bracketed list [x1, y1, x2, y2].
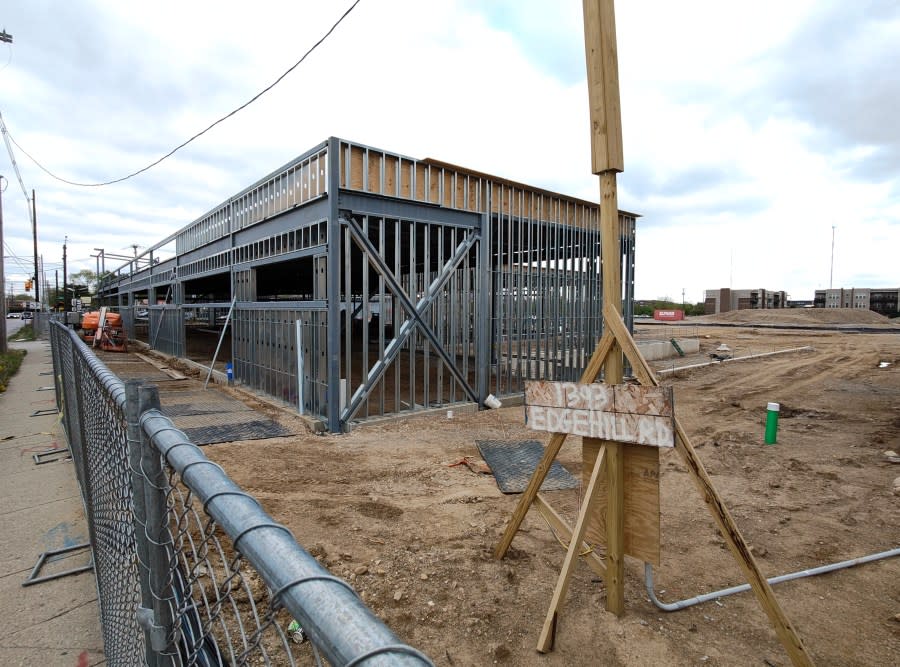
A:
[525, 381, 674, 448]
[367, 150, 381, 194]
[583, 441, 660, 565]
[331, 141, 642, 235]
[442, 170, 452, 208]
[415, 163, 426, 202]
[429, 166, 440, 204]
[385, 155, 398, 197]
[400, 159, 412, 199]
[349, 145, 364, 190]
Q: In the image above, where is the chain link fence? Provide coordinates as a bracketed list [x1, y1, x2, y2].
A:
[49, 320, 433, 666]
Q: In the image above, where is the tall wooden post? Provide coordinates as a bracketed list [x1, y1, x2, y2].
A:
[582, 0, 626, 615]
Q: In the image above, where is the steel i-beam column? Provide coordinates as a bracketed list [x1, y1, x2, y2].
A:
[476, 212, 491, 403]
[326, 137, 343, 432]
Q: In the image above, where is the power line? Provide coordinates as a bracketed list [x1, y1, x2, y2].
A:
[0, 110, 32, 208]
[4, 0, 362, 188]
[3, 241, 33, 274]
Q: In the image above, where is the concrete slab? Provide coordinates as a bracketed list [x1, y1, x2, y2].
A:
[0, 442, 69, 476]
[0, 538, 97, 637]
[0, 471, 81, 516]
[0, 500, 88, 577]
[0, 648, 105, 667]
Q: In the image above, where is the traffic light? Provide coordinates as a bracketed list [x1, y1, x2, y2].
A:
[25, 279, 32, 291]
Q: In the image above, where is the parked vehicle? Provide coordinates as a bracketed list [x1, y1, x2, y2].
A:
[6, 312, 21, 319]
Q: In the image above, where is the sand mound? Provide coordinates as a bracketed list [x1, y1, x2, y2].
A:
[690, 307, 895, 326]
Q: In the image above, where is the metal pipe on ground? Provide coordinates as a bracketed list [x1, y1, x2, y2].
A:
[645, 547, 900, 612]
[657, 345, 814, 376]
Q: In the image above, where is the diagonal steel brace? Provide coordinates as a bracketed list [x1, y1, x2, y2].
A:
[340, 215, 479, 423]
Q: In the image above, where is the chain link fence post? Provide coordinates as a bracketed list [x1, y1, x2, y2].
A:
[138, 384, 178, 664]
[126, 380, 161, 667]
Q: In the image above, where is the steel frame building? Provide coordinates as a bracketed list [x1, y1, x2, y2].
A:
[98, 138, 638, 432]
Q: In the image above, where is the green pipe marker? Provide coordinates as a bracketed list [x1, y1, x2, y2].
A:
[765, 402, 780, 445]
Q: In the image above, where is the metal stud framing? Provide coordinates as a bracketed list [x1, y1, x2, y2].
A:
[98, 137, 637, 432]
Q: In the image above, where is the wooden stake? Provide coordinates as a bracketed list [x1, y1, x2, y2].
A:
[582, 1, 624, 174]
[595, 170, 626, 615]
[537, 445, 607, 652]
[583, 0, 627, 615]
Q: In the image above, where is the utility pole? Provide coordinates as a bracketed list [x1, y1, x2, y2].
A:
[55, 270, 58, 310]
[62, 236, 68, 314]
[0, 175, 8, 352]
[32, 189, 39, 303]
[0, 25, 18, 334]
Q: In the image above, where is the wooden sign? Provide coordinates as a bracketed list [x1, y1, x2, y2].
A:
[525, 381, 674, 448]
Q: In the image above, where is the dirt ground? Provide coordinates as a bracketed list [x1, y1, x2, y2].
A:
[205, 311, 900, 666]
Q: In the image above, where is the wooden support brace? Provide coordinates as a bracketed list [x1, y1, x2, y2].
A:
[538, 445, 607, 653]
[601, 302, 814, 667]
[534, 494, 607, 579]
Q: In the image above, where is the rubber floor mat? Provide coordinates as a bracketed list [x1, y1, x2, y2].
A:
[161, 395, 254, 417]
[181, 419, 292, 446]
[475, 439, 579, 494]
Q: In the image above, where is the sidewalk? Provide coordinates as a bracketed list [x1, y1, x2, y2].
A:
[0, 339, 105, 666]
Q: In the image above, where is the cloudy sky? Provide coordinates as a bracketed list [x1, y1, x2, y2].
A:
[1, 0, 897, 304]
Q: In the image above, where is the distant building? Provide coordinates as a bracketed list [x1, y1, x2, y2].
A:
[814, 288, 899, 318]
[704, 288, 787, 314]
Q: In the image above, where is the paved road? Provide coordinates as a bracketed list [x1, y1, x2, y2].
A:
[5, 316, 26, 337]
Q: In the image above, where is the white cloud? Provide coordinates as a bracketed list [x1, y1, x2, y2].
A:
[0, 0, 897, 304]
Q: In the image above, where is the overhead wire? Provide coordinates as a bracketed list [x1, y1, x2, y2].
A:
[0, 110, 32, 207]
[3, 0, 363, 188]
[3, 241, 35, 274]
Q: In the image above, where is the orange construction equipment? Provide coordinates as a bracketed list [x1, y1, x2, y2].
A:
[98, 322, 128, 352]
[80, 311, 123, 347]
